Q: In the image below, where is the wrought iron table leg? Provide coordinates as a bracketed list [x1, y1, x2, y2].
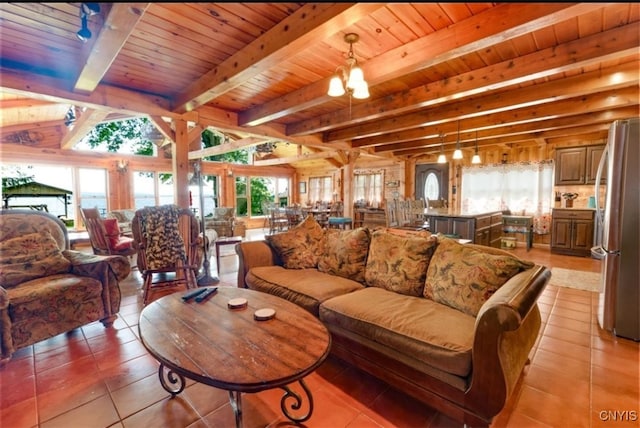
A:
[228, 391, 243, 428]
[280, 379, 314, 423]
[158, 363, 185, 396]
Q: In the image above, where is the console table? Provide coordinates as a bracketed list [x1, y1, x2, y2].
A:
[502, 215, 534, 251]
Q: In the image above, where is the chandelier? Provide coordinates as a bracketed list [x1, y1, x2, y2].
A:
[328, 33, 369, 100]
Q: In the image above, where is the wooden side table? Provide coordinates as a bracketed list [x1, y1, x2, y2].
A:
[215, 236, 243, 271]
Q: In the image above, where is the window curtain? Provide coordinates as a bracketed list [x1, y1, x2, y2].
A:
[353, 171, 383, 207]
[309, 176, 332, 203]
[460, 160, 554, 234]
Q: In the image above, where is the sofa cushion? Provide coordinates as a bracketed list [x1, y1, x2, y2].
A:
[246, 265, 364, 316]
[364, 229, 437, 296]
[0, 231, 71, 288]
[319, 287, 475, 377]
[265, 215, 325, 269]
[424, 238, 534, 316]
[318, 227, 370, 283]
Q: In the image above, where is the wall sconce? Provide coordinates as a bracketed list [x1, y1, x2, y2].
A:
[116, 160, 129, 173]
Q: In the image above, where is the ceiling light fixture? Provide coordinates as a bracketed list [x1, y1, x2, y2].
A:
[437, 134, 447, 164]
[452, 121, 463, 160]
[328, 33, 369, 100]
[472, 130, 481, 164]
[76, 3, 101, 42]
[64, 106, 77, 127]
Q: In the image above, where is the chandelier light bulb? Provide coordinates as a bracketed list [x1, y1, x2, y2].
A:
[328, 75, 346, 97]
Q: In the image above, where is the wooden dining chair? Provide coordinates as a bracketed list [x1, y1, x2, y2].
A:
[80, 207, 137, 259]
[131, 205, 200, 304]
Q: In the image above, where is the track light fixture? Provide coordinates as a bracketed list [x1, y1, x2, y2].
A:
[77, 3, 101, 42]
[452, 121, 463, 160]
[328, 33, 369, 100]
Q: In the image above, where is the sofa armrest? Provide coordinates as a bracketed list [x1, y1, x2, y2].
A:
[465, 264, 551, 420]
[235, 240, 279, 288]
[63, 250, 129, 316]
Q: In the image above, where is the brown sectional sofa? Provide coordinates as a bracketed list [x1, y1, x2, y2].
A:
[236, 216, 551, 427]
[0, 209, 131, 364]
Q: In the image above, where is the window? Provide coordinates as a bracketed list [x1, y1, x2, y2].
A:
[461, 160, 554, 233]
[308, 176, 332, 203]
[353, 171, 383, 206]
[189, 174, 218, 218]
[235, 176, 248, 216]
[78, 168, 108, 216]
[132, 171, 175, 210]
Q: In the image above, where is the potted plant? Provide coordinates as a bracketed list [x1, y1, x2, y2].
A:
[562, 192, 578, 208]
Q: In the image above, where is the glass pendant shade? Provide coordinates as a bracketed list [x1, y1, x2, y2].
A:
[452, 148, 463, 160]
[328, 75, 345, 97]
[352, 81, 369, 99]
[437, 153, 447, 163]
[346, 65, 364, 89]
[472, 153, 481, 164]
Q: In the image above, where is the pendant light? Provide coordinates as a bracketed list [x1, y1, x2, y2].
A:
[452, 121, 463, 160]
[471, 130, 481, 164]
[328, 33, 369, 99]
[437, 134, 447, 163]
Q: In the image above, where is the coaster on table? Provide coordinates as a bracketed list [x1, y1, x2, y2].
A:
[254, 308, 276, 321]
[228, 297, 248, 309]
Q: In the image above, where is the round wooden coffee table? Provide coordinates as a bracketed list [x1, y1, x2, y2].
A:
[138, 287, 331, 427]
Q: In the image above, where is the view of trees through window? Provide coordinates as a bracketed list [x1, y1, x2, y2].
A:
[1, 118, 292, 225]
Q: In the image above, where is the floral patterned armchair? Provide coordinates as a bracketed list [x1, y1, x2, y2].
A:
[204, 207, 236, 237]
[0, 209, 130, 364]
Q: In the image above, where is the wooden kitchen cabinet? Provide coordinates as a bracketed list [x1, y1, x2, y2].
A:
[554, 144, 606, 185]
[551, 208, 595, 256]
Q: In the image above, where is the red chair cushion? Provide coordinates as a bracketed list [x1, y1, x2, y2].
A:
[103, 218, 133, 250]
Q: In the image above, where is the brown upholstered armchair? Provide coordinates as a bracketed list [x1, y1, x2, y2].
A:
[0, 209, 131, 364]
[204, 207, 236, 237]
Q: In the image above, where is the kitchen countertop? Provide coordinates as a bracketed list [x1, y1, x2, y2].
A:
[423, 209, 502, 218]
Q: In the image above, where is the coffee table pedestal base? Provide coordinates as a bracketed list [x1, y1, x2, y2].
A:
[158, 363, 186, 395]
[228, 379, 314, 428]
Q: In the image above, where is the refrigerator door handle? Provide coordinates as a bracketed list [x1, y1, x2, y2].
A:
[594, 142, 608, 240]
[590, 246, 606, 260]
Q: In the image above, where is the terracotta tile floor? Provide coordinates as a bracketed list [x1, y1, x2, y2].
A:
[1, 231, 638, 428]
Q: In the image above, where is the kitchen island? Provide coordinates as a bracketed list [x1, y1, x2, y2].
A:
[425, 209, 503, 247]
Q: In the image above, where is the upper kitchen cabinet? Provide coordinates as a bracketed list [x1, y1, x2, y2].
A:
[554, 144, 606, 185]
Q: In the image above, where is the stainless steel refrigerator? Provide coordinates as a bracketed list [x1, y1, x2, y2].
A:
[591, 117, 639, 341]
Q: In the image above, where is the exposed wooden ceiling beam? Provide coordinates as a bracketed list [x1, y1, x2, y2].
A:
[289, 23, 639, 137]
[172, 3, 385, 113]
[380, 106, 638, 154]
[328, 62, 639, 144]
[74, 4, 150, 93]
[241, 2, 607, 127]
[188, 136, 266, 159]
[60, 108, 110, 150]
[253, 150, 337, 167]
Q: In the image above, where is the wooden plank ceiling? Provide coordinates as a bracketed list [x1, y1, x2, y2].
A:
[1, 3, 638, 168]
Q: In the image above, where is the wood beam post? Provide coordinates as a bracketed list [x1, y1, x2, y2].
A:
[172, 119, 191, 209]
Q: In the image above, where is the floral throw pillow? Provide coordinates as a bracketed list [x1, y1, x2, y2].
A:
[0, 231, 71, 288]
[265, 215, 325, 269]
[364, 229, 438, 296]
[424, 238, 534, 316]
[318, 227, 370, 283]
